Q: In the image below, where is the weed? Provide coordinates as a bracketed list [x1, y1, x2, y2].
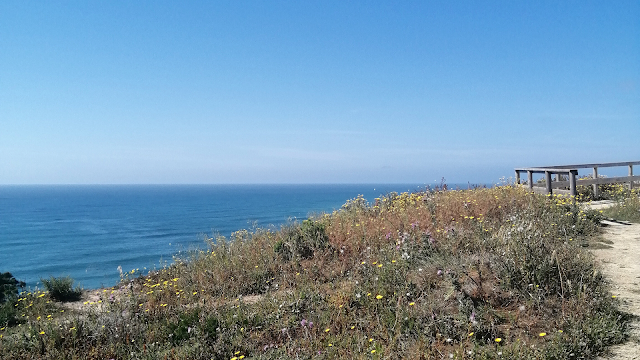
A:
[40, 276, 82, 302]
[602, 189, 640, 223]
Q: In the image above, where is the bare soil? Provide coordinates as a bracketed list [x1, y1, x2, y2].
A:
[589, 202, 640, 359]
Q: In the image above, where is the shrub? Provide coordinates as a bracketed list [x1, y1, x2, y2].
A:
[0, 272, 24, 327]
[167, 309, 200, 345]
[41, 276, 82, 302]
[0, 302, 18, 327]
[274, 219, 329, 261]
[0, 272, 24, 303]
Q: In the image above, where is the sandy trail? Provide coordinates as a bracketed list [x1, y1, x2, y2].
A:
[590, 209, 640, 359]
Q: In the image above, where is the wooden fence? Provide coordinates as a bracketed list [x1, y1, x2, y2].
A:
[515, 161, 640, 197]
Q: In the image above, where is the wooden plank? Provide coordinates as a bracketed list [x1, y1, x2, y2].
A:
[593, 167, 598, 198]
[545, 171, 552, 194]
[552, 188, 571, 196]
[576, 176, 640, 186]
[531, 175, 640, 189]
[530, 186, 550, 195]
[515, 167, 576, 173]
[516, 161, 640, 173]
[528, 186, 572, 196]
[536, 161, 640, 169]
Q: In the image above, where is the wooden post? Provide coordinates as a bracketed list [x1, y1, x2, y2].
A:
[630, 165, 634, 190]
[569, 170, 577, 198]
[528, 171, 533, 190]
[515, 171, 520, 185]
[593, 167, 598, 198]
[545, 171, 552, 195]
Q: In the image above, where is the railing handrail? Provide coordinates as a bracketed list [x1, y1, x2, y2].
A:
[532, 161, 640, 170]
[514, 167, 577, 174]
[514, 161, 638, 198]
[516, 161, 640, 173]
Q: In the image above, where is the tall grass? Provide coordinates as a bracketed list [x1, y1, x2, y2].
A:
[0, 186, 629, 359]
[601, 188, 640, 223]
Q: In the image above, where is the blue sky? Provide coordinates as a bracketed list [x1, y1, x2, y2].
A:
[1, 1, 638, 184]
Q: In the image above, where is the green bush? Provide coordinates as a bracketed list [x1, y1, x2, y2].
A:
[0, 272, 24, 304]
[0, 272, 24, 327]
[167, 309, 200, 345]
[41, 276, 83, 302]
[274, 219, 329, 260]
[0, 302, 19, 327]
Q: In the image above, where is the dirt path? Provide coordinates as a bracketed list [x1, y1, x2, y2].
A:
[591, 213, 640, 359]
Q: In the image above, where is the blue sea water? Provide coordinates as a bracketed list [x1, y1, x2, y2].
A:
[0, 184, 441, 290]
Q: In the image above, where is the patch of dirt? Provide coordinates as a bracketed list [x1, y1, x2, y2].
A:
[587, 200, 618, 211]
[591, 220, 640, 359]
[240, 294, 264, 304]
[61, 286, 127, 313]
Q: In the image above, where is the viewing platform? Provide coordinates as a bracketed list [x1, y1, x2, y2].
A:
[515, 161, 640, 197]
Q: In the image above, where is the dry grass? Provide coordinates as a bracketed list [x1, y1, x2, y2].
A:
[0, 185, 630, 359]
[601, 188, 640, 223]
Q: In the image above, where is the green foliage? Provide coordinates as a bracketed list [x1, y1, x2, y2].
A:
[202, 315, 219, 343]
[274, 219, 329, 261]
[40, 276, 82, 302]
[0, 302, 18, 327]
[0, 272, 24, 304]
[0, 272, 25, 327]
[167, 309, 200, 345]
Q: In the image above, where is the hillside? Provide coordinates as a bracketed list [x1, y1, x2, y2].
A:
[0, 186, 632, 359]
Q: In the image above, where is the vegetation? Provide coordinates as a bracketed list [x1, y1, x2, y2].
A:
[0, 272, 25, 327]
[576, 181, 637, 202]
[0, 272, 24, 304]
[0, 186, 630, 359]
[40, 276, 83, 302]
[601, 188, 640, 223]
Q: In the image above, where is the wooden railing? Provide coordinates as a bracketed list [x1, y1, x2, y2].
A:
[515, 161, 640, 197]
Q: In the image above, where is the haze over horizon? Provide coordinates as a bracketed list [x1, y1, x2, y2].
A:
[1, 1, 638, 185]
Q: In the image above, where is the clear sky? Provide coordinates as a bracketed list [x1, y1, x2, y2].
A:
[1, 1, 638, 184]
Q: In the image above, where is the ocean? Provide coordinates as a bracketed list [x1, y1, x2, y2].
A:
[0, 184, 442, 290]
